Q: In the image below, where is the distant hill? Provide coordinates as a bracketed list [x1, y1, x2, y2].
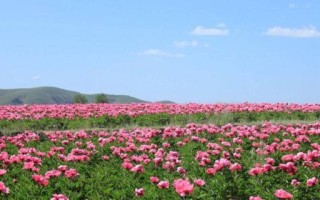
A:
[0, 87, 173, 105]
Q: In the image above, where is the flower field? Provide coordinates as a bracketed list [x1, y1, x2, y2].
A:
[1, 103, 320, 120]
[1, 104, 320, 199]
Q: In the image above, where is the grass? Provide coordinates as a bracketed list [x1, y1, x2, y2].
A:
[1, 111, 319, 135]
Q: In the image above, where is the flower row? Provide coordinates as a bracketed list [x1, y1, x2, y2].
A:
[1, 102, 320, 120]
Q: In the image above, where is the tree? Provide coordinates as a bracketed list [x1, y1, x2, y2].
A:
[95, 93, 109, 103]
[12, 97, 24, 105]
[73, 94, 88, 104]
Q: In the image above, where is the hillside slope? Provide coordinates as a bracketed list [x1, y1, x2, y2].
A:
[0, 87, 151, 105]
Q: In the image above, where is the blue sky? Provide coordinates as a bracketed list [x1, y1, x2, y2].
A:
[0, 1, 319, 103]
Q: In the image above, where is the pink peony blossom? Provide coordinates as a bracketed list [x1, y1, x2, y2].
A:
[0, 182, 9, 194]
[291, 179, 300, 187]
[57, 165, 69, 172]
[154, 157, 163, 166]
[306, 177, 318, 187]
[64, 169, 79, 179]
[194, 179, 205, 187]
[249, 196, 263, 200]
[51, 193, 69, 200]
[101, 155, 110, 160]
[274, 189, 293, 199]
[122, 162, 134, 170]
[177, 167, 187, 175]
[157, 181, 169, 189]
[150, 176, 160, 184]
[229, 163, 242, 172]
[134, 188, 145, 197]
[45, 170, 62, 179]
[32, 174, 49, 187]
[130, 164, 145, 173]
[206, 168, 216, 175]
[173, 178, 194, 197]
[279, 162, 298, 175]
[0, 169, 7, 176]
[248, 167, 266, 176]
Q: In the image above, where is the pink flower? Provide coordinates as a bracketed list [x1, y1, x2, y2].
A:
[23, 161, 35, 170]
[291, 179, 300, 187]
[233, 153, 241, 158]
[157, 181, 169, 189]
[130, 164, 145, 173]
[134, 188, 145, 197]
[229, 163, 242, 172]
[265, 158, 275, 165]
[75, 141, 82, 147]
[101, 155, 110, 160]
[150, 176, 160, 184]
[249, 196, 263, 200]
[221, 141, 231, 147]
[0, 182, 9, 194]
[194, 179, 205, 187]
[51, 193, 69, 200]
[173, 178, 194, 197]
[248, 167, 266, 176]
[206, 168, 216, 175]
[32, 174, 49, 187]
[57, 165, 69, 172]
[177, 167, 187, 175]
[279, 162, 297, 175]
[162, 142, 171, 148]
[154, 157, 163, 166]
[281, 154, 294, 162]
[0, 169, 7, 176]
[121, 162, 133, 170]
[306, 177, 318, 187]
[274, 189, 293, 199]
[45, 170, 62, 179]
[61, 140, 69, 145]
[64, 169, 79, 179]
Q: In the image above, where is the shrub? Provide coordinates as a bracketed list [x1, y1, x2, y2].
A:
[73, 94, 88, 104]
[95, 93, 108, 103]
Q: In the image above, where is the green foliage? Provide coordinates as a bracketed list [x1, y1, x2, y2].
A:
[11, 97, 24, 105]
[94, 93, 108, 103]
[73, 94, 88, 104]
[133, 113, 171, 126]
[1, 111, 320, 135]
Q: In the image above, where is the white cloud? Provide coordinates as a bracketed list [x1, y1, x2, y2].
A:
[191, 26, 229, 36]
[174, 40, 199, 48]
[265, 26, 320, 38]
[138, 49, 184, 58]
[32, 75, 41, 80]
